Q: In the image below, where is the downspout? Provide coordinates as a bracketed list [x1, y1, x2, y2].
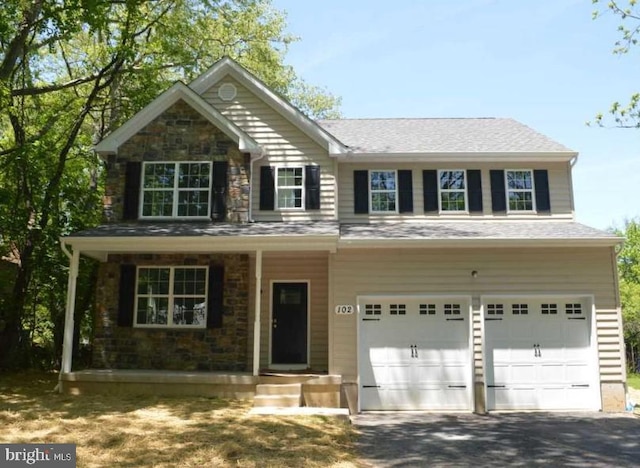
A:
[248, 148, 266, 222]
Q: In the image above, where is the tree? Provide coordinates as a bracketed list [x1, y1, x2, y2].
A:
[0, 0, 341, 369]
[592, 0, 640, 127]
[615, 219, 640, 373]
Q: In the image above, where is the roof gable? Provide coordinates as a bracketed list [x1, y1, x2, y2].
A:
[94, 81, 261, 155]
[189, 57, 348, 155]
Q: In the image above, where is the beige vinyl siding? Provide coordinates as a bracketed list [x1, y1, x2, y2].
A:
[202, 77, 336, 221]
[338, 161, 573, 222]
[330, 247, 622, 384]
[247, 252, 329, 371]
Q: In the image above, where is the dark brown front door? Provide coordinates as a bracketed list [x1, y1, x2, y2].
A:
[271, 282, 308, 365]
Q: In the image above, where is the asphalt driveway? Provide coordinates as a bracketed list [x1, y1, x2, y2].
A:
[352, 412, 640, 467]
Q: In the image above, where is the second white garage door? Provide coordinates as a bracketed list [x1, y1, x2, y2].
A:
[358, 296, 472, 411]
[484, 297, 599, 411]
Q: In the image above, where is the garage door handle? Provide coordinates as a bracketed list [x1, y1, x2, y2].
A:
[363, 385, 381, 388]
[485, 318, 503, 321]
[571, 384, 589, 388]
[488, 385, 506, 388]
[362, 318, 381, 321]
[448, 385, 467, 389]
[446, 318, 464, 321]
[568, 317, 586, 320]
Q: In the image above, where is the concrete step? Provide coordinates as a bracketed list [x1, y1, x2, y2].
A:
[255, 383, 302, 396]
[253, 393, 302, 408]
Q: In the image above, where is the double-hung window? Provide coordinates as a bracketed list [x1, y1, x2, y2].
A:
[135, 266, 208, 328]
[141, 162, 212, 218]
[370, 170, 397, 213]
[439, 170, 467, 212]
[506, 170, 535, 211]
[276, 167, 304, 209]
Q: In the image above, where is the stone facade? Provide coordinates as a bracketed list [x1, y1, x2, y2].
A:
[92, 253, 250, 371]
[103, 99, 250, 223]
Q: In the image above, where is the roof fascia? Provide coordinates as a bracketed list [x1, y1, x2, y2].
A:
[338, 237, 622, 249]
[189, 57, 349, 155]
[63, 234, 339, 259]
[335, 151, 579, 163]
[93, 82, 261, 155]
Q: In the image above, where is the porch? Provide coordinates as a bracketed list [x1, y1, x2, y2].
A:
[59, 369, 344, 409]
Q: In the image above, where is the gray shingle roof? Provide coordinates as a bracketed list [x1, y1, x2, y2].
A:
[340, 222, 619, 242]
[69, 222, 339, 238]
[317, 118, 574, 154]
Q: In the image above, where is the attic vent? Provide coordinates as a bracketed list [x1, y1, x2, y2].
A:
[218, 83, 237, 101]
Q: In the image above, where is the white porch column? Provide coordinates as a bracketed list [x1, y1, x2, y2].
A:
[252, 250, 263, 376]
[61, 248, 80, 376]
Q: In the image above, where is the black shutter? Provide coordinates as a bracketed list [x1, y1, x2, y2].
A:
[490, 170, 506, 213]
[467, 170, 483, 213]
[422, 170, 438, 212]
[207, 263, 224, 329]
[123, 162, 141, 220]
[305, 165, 321, 210]
[259, 166, 275, 211]
[211, 161, 228, 221]
[398, 170, 413, 213]
[534, 169, 551, 212]
[353, 170, 369, 214]
[118, 264, 136, 327]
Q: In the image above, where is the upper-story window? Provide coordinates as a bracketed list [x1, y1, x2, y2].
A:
[439, 170, 467, 212]
[506, 170, 535, 212]
[276, 167, 304, 209]
[370, 170, 397, 212]
[135, 266, 208, 328]
[141, 162, 212, 218]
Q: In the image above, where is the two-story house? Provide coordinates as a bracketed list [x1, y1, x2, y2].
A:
[59, 57, 625, 413]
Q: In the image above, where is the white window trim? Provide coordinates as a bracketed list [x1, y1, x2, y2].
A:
[139, 161, 213, 220]
[369, 169, 398, 214]
[134, 266, 208, 329]
[437, 169, 469, 214]
[505, 169, 537, 213]
[275, 165, 305, 211]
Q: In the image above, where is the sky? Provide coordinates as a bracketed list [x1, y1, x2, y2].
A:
[270, 0, 640, 230]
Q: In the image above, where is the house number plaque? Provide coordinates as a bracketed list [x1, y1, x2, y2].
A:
[334, 305, 354, 314]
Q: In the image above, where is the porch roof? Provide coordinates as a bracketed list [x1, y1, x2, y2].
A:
[62, 222, 340, 260]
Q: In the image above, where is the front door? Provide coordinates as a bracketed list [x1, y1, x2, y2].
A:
[271, 282, 308, 365]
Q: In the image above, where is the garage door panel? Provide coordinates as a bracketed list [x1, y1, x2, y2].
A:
[359, 297, 471, 411]
[565, 364, 591, 381]
[485, 297, 597, 411]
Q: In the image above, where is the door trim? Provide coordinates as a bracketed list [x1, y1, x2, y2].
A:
[269, 280, 311, 370]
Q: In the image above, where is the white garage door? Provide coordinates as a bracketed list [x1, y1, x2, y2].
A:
[484, 297, 598, 411]
[359, 297, 472, 411]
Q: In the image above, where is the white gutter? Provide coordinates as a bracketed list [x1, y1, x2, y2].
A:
[338, 237, 623, 249]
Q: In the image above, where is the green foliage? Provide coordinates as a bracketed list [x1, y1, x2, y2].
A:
[615, 219, 640, 372]
[0, 0, 341, 369]
[591, 1, 640, 127]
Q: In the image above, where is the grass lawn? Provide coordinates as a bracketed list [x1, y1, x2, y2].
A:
[0, 372, 362, 467]
[628, 373, 640, 390]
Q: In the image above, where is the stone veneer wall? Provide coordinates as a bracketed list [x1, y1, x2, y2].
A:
[102, 99, 250, 223]
[92, 253, 249, 371]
